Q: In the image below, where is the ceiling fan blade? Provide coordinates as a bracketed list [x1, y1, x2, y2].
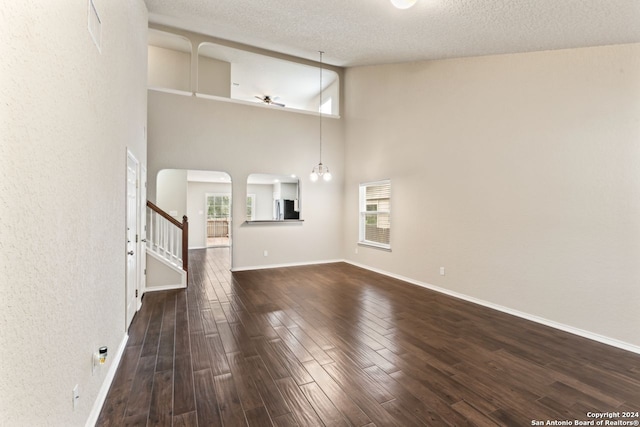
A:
[254, 95, 284, 107]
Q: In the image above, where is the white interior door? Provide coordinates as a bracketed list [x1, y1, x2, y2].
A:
[126, 151, 139, 329]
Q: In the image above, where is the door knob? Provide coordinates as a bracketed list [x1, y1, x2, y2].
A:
[128, 251, 134, 255]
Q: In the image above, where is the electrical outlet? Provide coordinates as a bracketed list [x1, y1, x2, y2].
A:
[440, 267, 445, 276]
[72, 385, 79, 410]
[263, 250, 268, 257]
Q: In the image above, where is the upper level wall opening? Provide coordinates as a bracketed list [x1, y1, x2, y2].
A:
[147, 28, 340, 116]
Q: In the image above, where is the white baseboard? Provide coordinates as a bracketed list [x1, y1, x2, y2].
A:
[231, 259, 343, 272]
[345, 260, 640, 355]
[85, 333, 129, 427]
[144, 283, 187, 293]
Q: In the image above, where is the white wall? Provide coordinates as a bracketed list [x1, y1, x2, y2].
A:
[198, 56, 231, 97]
[343, 43, 640, 348]
[187, 181, 232, 248]
[148, 45, 191, 92]
[156, 168, 188, 219]
[281, 182, 298, 200]
[0, 1, 148, 425]
[148, 89, 344, 270]
[248, 183, 277, 220]
[146, 254, 185, 289]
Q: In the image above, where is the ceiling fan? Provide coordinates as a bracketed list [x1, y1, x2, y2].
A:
[255, 95, 285, 107]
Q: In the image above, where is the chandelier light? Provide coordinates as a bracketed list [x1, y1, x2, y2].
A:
[310, 51, 332, 182]
[390, 0, 417, 9]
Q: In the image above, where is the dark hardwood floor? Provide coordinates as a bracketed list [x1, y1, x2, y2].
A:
[97, 248, 640, 426]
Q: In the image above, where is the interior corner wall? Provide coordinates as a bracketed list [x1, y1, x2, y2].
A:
[148, 45, 191, 92]
[0, 1, 148, 425]
[343, 43, 640, 348]
[147, 90, 344, 269]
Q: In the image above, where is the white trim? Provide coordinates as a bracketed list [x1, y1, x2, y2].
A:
[125, 150, 140, 330]
[231, 259, 343, 272]
[85, 333, 128, 427]
[357, 241, 392, 252]
[147, 86, 193, 97]
[359, 179, 391, 250]
[147, 88, 342, 119]
[345, 260, 640, 355]
[144, 282, 186, 293]
[205, 192, 232, 249]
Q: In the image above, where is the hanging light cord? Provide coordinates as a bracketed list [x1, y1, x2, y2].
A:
[318, 50, 324, 165]
[310, 51, 331, 182]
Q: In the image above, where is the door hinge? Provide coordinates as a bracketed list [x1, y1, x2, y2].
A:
[136, 234, 139, 243]
[135, 289, 138, 298]
[144, 269, 146, 275]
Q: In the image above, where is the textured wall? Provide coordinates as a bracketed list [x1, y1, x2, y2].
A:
[0, 1, 148, 425]
[343, 43, 640, 348]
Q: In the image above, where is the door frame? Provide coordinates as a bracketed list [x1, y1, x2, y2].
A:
[125, 150, 140, 329]
[204, 192, 232, 248]
[138, 163, 147, 310]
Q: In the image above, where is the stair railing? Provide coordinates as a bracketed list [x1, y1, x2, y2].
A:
[146, 201, 188, 272]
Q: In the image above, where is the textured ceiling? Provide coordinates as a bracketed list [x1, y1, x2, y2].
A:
[145, 0, 640, 67]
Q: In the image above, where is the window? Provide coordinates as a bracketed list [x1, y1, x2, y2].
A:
[206, 194, 230, 219]
[359, 180, 391, 249]
[246, 194, 256, 221]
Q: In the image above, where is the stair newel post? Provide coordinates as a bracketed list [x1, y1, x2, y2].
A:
[182, 215, 189, 273]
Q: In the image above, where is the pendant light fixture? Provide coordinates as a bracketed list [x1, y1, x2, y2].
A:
[390, 0, 417, 9]
[310, 51, 332, 182]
